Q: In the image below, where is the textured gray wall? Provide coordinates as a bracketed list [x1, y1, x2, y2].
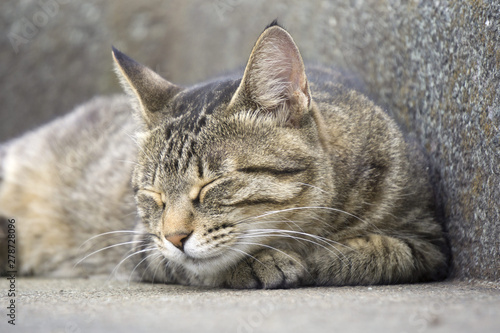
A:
[1, 0, 498, 282]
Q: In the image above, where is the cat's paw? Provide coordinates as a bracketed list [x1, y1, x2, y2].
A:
[223, 250, 307, 289]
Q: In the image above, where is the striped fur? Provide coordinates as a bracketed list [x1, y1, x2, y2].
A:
[0, 23, 447, 288]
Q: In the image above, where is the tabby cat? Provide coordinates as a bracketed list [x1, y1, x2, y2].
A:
[0, 22, 447, 288]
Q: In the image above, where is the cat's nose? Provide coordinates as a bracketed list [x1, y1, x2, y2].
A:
[165, 232, 192, 251]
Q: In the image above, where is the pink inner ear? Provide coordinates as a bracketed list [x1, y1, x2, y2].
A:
[246, 27, 310, 113]
[282, 41, 307, 93]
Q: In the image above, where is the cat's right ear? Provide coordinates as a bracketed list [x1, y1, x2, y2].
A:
[112, 46, 180, 128]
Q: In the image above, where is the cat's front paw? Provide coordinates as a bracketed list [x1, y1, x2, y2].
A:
[223, 250, 307, 289]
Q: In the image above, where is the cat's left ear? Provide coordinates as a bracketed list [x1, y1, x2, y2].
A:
[112, 46, 181, 128]
[228, 24, 311, 127]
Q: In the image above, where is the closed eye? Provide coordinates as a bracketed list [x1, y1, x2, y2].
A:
[139, 189, 166, 208]
[194, 177, 222, 204]
[237, 166, 307, 177]
[195, 166, 307, 207]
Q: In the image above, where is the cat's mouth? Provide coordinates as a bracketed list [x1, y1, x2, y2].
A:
[176, 250, 239, 275]
[166, 240, 249, 275]
[150, 229, 256, 275]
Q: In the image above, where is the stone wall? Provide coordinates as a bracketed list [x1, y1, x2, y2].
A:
[1, 0, 498, 282]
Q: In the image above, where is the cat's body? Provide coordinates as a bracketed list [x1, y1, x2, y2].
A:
[0, 95, 138, 277]
[0, 23, 447, 288]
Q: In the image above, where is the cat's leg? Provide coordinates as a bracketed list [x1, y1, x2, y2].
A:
[217, 232, 445, 288]
[308, 233, 447, 285]
[220, 249, 308, 289]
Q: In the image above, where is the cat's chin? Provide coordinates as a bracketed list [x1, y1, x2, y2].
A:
[177, 247, 245, 276]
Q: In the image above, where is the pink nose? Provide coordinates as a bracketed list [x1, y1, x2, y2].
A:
[165, 232, 191, 251]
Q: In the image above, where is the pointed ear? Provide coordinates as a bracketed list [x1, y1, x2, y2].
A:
[229, 25, 311, 127]
[112, 46, 181, 128]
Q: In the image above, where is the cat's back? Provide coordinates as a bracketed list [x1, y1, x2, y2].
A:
[0, 94, 137, 215]
[0, 95, 138, 275]
[306, 66, 402, 157]
[306, 65, 436, 234]
[306, 65, 369, 99]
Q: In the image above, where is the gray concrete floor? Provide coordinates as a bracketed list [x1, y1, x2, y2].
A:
[1, 278, 499, 333]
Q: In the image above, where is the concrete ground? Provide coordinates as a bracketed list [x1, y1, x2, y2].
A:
[0, 278, 498, 333]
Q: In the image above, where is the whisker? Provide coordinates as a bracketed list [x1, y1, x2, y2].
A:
[151, 257, 171, 284]
[236, 206, 383, 234]
[222, 245, 264, 266]
[74, 240, 142, 268]
[140, 252, 165, 283]
[120, 211, 141, 219]
[247, 228, 352, 249]
[123, 130, 152, 159]
[239, 219, 309, 227]
[235, 241, 311, 277]
[249, 228, 355, 254]
[282, 217, 306, 232]
[110, 246, 156, 280]
[243, 233, 347, 264]
[235, 206, 365, 225]
[128, 252, 159, 286]
[79, 230, 141, 249]
[242, 228, 358, 265]
[236, 240, 304, 265]
[114, 159, 141, 167]
[297, 182, 333, 195]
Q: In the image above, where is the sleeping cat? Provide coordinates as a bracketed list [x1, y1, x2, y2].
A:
[0, 22, 447, 288]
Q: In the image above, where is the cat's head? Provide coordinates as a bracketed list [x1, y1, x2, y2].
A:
[113, 23, 333, 278]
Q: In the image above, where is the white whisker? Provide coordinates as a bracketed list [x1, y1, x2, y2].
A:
[79, 230, 141, 249]
[243, 233, 346, 264]
[222, 245, 263, 266]
[110, 246, 156, 280]
[128, 252, 159, 285]
[114, 159, 141, 167]
[141, 253, 165, 283]
[74, 240, 142, 268]
[297, 182, 333, 195]
[236, 206, 383, 234]
[247, 228, 353, 250]
[236, 206, 365, 225]
[153, 257, 171, 284]
[235, 241, 311, 277]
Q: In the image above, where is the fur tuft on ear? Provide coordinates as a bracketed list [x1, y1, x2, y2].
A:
[265, 19, 281, 30]
[229, 25, 311, 127]
[112, 46, 181, 128]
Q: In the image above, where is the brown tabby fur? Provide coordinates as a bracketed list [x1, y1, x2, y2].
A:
[0, 22, 447, 288]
